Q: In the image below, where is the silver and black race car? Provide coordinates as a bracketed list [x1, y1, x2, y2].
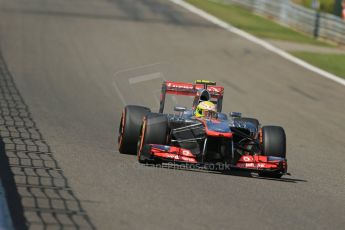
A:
[118, 80, 287, 178]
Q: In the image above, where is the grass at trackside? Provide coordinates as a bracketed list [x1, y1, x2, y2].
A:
[291, 52, 345, 79]
[186, 0, 332, 46]
[186, 0, 345, 78]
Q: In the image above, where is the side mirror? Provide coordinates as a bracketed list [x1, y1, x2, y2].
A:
[174, 106, 186, 112]
[230, 112, 242, 118]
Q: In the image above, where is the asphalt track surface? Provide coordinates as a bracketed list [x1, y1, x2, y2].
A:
[0, 0, 344, 229]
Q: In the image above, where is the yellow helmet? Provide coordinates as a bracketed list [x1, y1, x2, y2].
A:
[195, 101, 216, 118]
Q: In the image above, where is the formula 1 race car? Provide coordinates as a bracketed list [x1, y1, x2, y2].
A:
[118, 80, 288, 178]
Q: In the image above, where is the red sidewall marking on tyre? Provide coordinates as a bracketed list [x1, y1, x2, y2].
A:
[118, 109, 126, 150]
[138, 118, 147, 160]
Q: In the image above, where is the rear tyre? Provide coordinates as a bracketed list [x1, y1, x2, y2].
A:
[137, 113, 168, 163]
[259, 126, 286, 178]
[118, 105, 151, 154]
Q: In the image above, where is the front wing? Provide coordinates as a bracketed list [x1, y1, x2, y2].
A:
[140, 144, 287, 173]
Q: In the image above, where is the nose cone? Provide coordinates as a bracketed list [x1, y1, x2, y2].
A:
[205, 120, 230, 133]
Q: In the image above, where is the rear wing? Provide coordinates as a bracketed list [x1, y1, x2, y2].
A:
[159, 80, 224, 113]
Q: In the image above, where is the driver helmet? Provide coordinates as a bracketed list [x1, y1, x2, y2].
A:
[195, 101, 217, 118]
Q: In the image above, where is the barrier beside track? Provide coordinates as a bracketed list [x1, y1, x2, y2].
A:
[214, 0, 345, 44]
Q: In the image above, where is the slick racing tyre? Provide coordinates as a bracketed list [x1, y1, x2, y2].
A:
[137, 113, 168, 163]
[259, 126, 286, 178]
[118, 105, 151, 154]
[261, 126, 286, 158]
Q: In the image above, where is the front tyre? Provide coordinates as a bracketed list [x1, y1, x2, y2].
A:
[118, 105, 151, 154]
[137, 113, 168, 163]
[261, 126, 286, 158]
[259, 126, 286, 178]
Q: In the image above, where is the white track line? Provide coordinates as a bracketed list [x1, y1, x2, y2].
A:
[169, 0, 345, 87]
[128, 72, 162, 84]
